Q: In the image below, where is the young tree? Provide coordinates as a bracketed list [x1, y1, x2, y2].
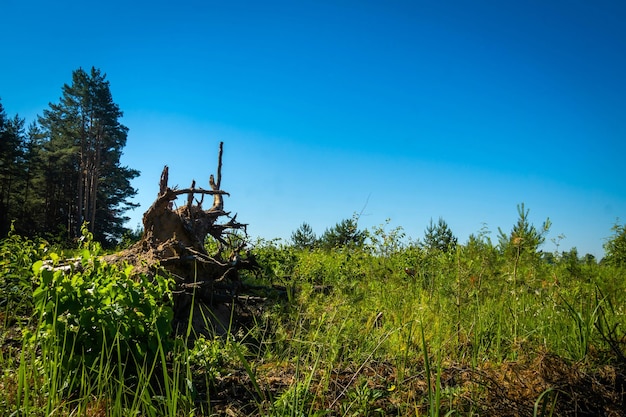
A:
[422, 217, 457, 252]
[319, 216, 366, 249]
[603, 222, 626, 267]
[38, 67, 139, 242]
[497, 203, 551, 257]
[497, 204, 551, 285]
[291, 222, 317, 249]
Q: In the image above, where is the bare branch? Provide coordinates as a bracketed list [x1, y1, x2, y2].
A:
[170, 187, 230, 197]
[209, 175, 224, 211]
[216, 141, 223, 189]
[187, 180, 195, 209]
[159, 166, 169, 195]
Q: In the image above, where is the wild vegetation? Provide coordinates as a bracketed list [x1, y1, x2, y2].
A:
[2, 68, 625, 415]
[1, 208, 625, 416]
[0, 67, 138, 244]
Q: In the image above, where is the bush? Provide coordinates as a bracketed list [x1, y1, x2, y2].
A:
[0, 224, 47, 320]
[29, 228, 174, 373]
[603, 222, 626, 267]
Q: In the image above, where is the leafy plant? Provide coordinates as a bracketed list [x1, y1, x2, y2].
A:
[0, 223, 47, 320]
[342, 380, 386, 417]
[3, 208, 626, 416]
[251, 238, 298, 282]
[29, 226, 174, 374]
[272, 382, 315, 417]
[187, 336, 242, 384]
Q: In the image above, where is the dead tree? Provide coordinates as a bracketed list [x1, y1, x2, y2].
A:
[112, 142, 260, 335]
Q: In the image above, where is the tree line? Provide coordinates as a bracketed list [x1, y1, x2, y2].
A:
[289, 205, 626, 266]
[0, 67, 138, 244]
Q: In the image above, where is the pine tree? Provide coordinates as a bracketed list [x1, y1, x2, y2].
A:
[19, 123, 46, 235]
[422, 217, 457, 252]
[497, 203, 550, 257]
[319, 216, 366, 249]
[291, 222, 317, 249]
[603, 222, 626, 267]
[0, 99, 27, 236]
[38, 67, 139, 243]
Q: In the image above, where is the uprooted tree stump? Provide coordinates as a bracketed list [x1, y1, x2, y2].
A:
[110, 142, 264, 337]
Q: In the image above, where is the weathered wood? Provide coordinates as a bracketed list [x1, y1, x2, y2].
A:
[106, 142, 260, 337]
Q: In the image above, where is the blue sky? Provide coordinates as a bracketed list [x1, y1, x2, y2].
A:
[2, 0, 625, 257]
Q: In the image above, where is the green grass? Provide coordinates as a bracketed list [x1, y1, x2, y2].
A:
[1, 228, 625, 416]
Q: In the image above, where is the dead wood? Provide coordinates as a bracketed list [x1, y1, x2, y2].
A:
[107, 142, 261, 336]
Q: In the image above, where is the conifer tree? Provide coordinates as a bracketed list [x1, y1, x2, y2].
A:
[38, 67, 139, 243]
[423, 217, 457, 252]
[319, 217, 366, 249]
[603, 222, 626, 267]
[291, 222, 317, 249]
[0, 100, 27, 236]
[497, 203, 550, 257]
[19, 123, 46, 235]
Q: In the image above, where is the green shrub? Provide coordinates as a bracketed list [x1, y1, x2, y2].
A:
[29, 228, 174, 374]
[604, 222, 626, 267]
[0, 224, 47, 320]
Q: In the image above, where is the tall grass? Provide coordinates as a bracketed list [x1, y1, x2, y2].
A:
[1, 224, 625, 415]
[251, 237, 626, 415]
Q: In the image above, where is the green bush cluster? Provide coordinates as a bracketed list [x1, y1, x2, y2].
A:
[0, 223, 48, 320]
[253, 212, 626, 370]
[29, 228, 174, 373]
[2, 206, 625, 415]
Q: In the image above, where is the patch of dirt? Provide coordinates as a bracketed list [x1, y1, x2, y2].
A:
[198, 352, 626, 416]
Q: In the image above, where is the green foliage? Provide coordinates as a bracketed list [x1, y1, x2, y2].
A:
[272, 382, 315, 417]
[341, 380, 386, 417]
[252, 238, 298, 282]
[187, 336, 242, 384]
[498, 203, 551, 257]
[257, 209, 626, 373]
[422, 217, 457, 253]
[603, 222, 626, 266]
[463, 226, 499, 278]
[0, 68, 140, 244]
[319, 215, 366, 249]
[118, 223, 144, 249]
[2, 207, 626, 415]
[0, 100, 30, 237]
[38, 67, 139, 243]
[29, 227, 174, 373]
[291, 222, 317, 250]
[0, 224, 47, 319]
[367, 219, 406, 257]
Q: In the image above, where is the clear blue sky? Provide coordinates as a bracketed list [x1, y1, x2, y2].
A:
[2, 0, 625, 258]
